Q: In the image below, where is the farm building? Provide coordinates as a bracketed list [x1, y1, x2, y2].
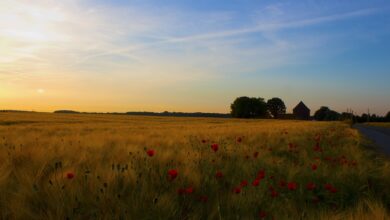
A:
[293, 101, 310, 120]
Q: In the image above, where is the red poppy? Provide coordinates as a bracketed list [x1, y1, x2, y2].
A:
[178, 187, 194, 195]
[287, 182, 298, 191]
[259, 211, 267, 219]
[185, 187, 194, 194]
[233, 187, 241, 194]
[253, 151, 259, 158]
[252, 179, 260, 187]
[271, 190, 279, 198]
[311, 164, 318, 171]
[306, 182, 316, 191]
[168, 169, 178, 181]
[146, 149, 155, 157]
[324, 183, 333, 191]
[313, 142, 323, 152]
[66, 172, 75, 179]
[279, 180, 286, 188]
[201, 139, 207, 144]
[257, 170, 265, 179]
[211, 143, 219, 152]
[237, 137, 242, 143]
[215, 171, 223, 179]
[240, 180, 248, 187]
[324, 183, 337, 193]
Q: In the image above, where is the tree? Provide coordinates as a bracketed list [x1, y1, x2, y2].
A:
[267, 97, 286, 119]
[314, 106, 340, 121]
[230, 96, 268, 118]
[386, 111, 390, 122]
[314, 107, 330, 121]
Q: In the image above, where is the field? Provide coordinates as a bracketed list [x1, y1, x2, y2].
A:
[1, 113, 390, 219]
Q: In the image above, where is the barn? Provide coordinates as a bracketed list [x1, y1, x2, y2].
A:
[293, 101, 310, 120]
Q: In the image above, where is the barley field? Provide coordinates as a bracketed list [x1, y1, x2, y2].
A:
[0, 112, 389, 220]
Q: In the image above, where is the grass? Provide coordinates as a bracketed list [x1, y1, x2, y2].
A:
[0, 112, 390, 219]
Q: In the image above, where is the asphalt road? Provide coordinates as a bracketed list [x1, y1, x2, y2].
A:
[353, 124, 390, 156]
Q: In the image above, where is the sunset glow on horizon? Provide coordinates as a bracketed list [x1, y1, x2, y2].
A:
[1, 0, 389, 115]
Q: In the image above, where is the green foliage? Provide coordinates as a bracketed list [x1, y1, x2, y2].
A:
[267, 97, 286, 119]
[230, 96, 268, 118]
[314, 107, 341, 121]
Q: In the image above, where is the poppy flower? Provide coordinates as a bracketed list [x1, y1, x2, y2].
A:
[306, 182, 316, 191]
[259, 211, 267, 219]
[185, 187, 194, 194]
[311, 164, 318, 171]
[240, 180, 248, 187]
[257, 170, 265, 179]
[279, 180, 286, 188]
[146, 149, 155, 157]
[237, 137, 242, 143]
[215, 171, 223, 179]
[330, 187, 337, 193]
[253, 151, 259, 158]
[201, 139, 207, 144]
[252, 179, 260, 187]
[287, 182, 298, 191]
[233, 187, 241, 194]
[270, 190, 279, 198]
[211, 143, 219, 152]
[168, 169, 178, 181]
[66, 172, 75, 179]
[324, 183, 333, 191]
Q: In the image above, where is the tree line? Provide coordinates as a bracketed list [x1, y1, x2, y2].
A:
[230, 96, 390, 122]
[230, 97, 286, 118]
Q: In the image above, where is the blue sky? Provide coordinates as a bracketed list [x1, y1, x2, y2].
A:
[1, 0, 389, 115]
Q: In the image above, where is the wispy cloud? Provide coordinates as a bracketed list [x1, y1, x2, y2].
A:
[77, 7, 381, 65]
[1, 0, 389, 114]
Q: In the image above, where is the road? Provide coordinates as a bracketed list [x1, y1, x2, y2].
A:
[353, 124, 390, 156]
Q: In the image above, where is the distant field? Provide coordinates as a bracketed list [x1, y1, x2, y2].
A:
[0, 113, 389, 219]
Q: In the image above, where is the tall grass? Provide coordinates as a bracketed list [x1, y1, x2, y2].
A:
[0, 112, 389, 219]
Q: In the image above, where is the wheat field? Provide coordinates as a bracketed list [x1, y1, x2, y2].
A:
[0, 112, 389, 219]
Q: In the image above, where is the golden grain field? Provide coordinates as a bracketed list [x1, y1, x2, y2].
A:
[0, 112, 389, 219]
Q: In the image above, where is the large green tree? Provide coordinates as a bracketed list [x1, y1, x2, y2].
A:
[386, 111, 390, 122]
[267, 97, 286, 118]
[230, 96, 268, 118]
[314, 106, 341, 121]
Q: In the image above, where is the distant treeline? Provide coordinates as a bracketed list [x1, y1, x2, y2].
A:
[313, 107, 390, 122]
[53, 110, 231, 118]
[0, 110, 36, 113]
[353, 113, 390, 123]
[126, 111, 231, 118]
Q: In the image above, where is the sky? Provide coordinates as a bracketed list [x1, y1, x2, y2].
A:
[1, 0, 389, 115]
